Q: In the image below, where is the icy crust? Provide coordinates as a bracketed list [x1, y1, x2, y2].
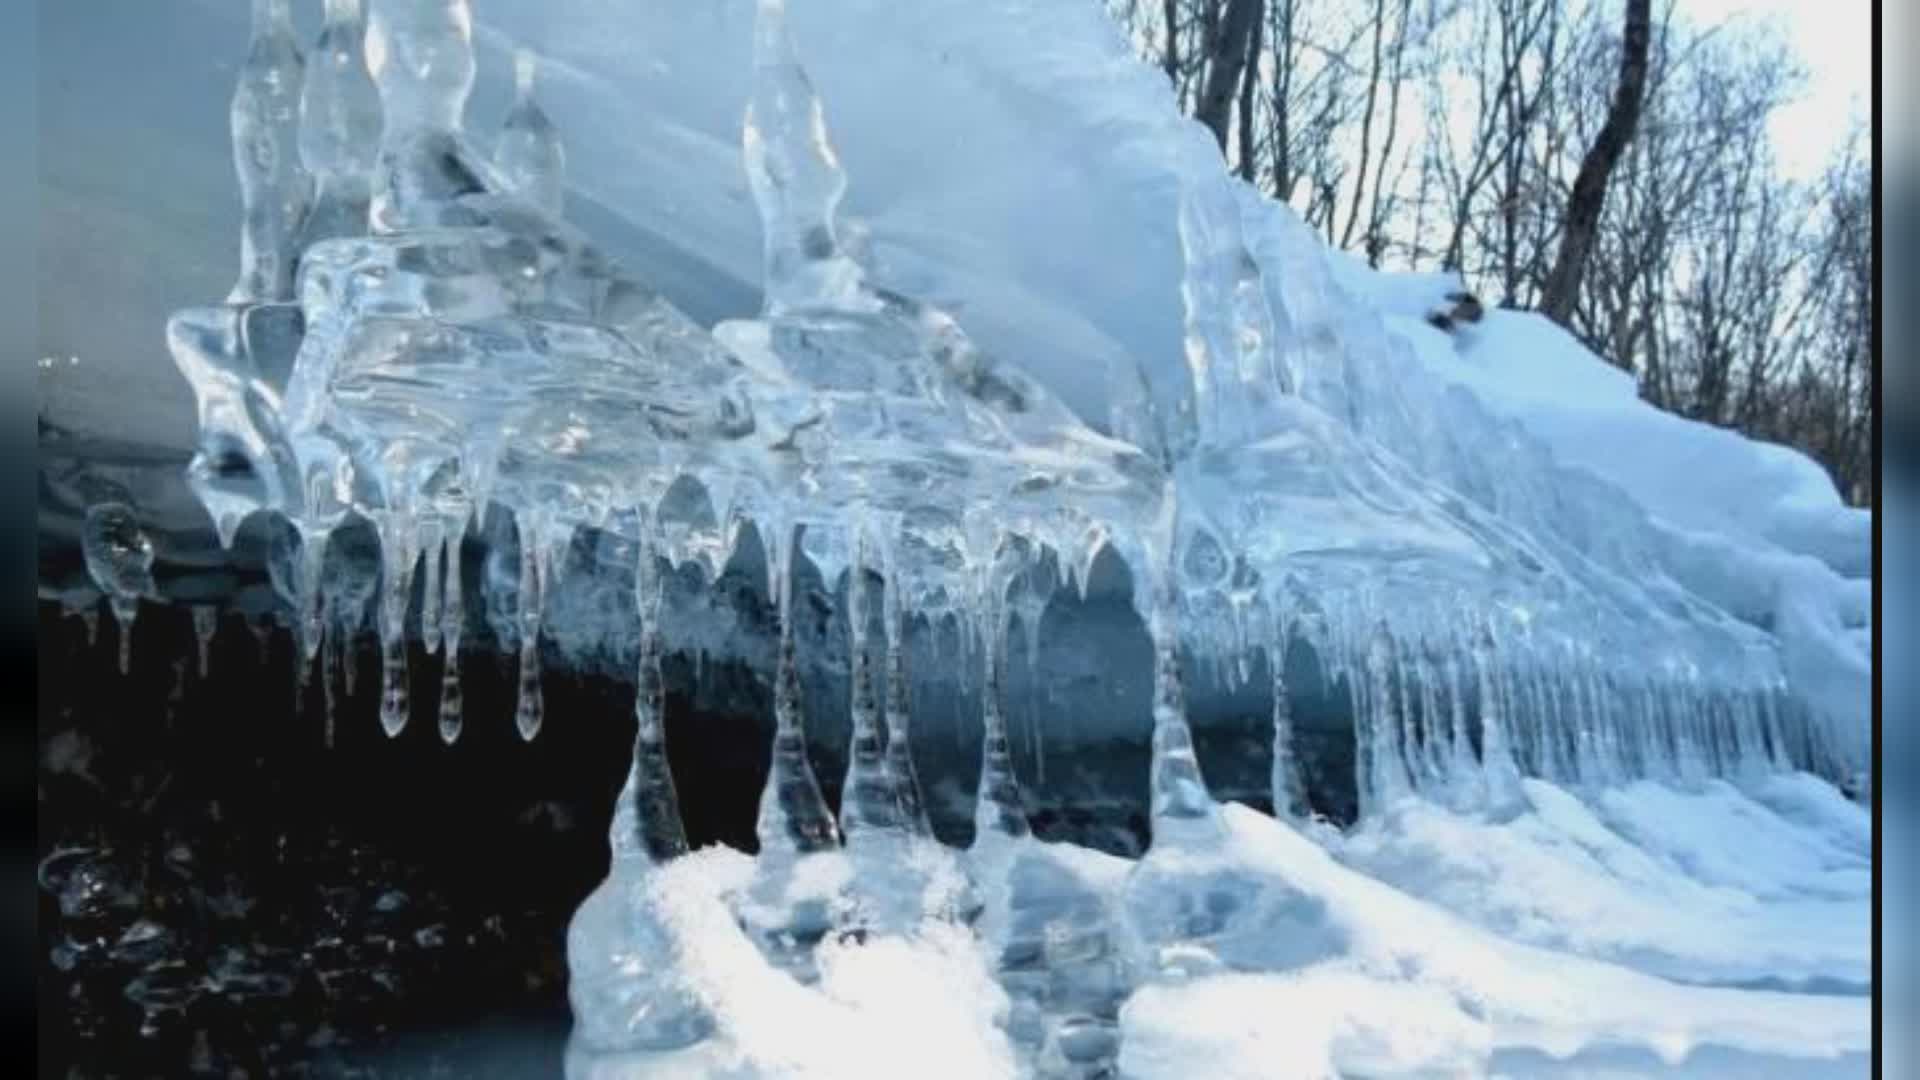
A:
[568, 784, 1867, 1078]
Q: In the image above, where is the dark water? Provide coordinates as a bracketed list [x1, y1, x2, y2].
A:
[35, 571, 1359, 1078]
[36, 599, 615, 1077]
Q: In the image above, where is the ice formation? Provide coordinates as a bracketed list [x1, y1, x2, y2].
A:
[149, 0, 1871, 1075]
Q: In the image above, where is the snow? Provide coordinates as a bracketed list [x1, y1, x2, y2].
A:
[1337, 778, 1868, 989]
[579, 782, 1867, 1077]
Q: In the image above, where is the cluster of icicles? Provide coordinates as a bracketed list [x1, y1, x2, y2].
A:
[116, 0, 1846, 869]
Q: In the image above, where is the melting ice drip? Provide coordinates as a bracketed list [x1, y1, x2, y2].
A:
[144, 0, 1857, 1072]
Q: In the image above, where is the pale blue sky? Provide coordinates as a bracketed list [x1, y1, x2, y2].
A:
[1684, 0, 1871, 178]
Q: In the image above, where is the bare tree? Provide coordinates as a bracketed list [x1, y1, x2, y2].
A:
[1538, 0, 1652, 324]
[1101, 0, 1871, 504]
[1194, 0, 1263, 152]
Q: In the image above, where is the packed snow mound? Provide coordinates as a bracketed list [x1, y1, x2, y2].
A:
[1337, 777, 1869, 989]
[574, 785, 1868, 1078]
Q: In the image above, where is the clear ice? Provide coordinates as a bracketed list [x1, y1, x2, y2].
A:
[136, 0, 1871, 1074]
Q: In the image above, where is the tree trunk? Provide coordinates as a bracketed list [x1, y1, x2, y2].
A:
[1234, 0, 1265, 180]
[1195, 0, 1261, 153]
[1539, 0, 1651, 325]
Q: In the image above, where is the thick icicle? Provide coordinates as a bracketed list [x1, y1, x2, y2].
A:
[80, 503, 156, 677]
[1361, 622, 1412, 815]
[880, 543, 934, 839]
[493, 49, 566, 218]
[628, 539, 689, 861]
[839, 525, 902, 846]
[229, 0, 310, 303]
[418, 519, 444, 654]
[513, 521, 546, 742]
[1268, 633, 1309, 821]
[297, 0, 379, 246]
[1443, 651, 1483, 808]
[974, 584, 1031, 847]
[436, 529, 465, 744]
[1472, 624, 1524, 812]
[754, 523, 839, 857]
[1144, 579, 1225, 848]
[377, 521, 416, 737]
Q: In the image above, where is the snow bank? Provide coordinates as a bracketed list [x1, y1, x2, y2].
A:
[590, 785, 1867, 1077]
[1116, 802, 1869, 1075]
[1337, 778, 1869, 989]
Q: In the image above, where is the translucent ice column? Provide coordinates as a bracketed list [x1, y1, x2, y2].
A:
[493, 49, 566, 218]
[364, 0, 485, 232]
[298, 0, 380, 246]
[229, 0, 311, 303]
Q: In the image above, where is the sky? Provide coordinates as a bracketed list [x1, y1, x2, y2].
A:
[1682, 0, 1872, 179]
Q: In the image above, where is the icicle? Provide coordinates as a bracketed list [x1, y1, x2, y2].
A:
[419, 520, 444, 654]
[880, 544, 933, 839]
[81, 503, 157, 677]
[840, 524, 901, 845]
[192, 607, 217, 678]
[754, 522, 839, 857]
[322, 624, 340, 749]
[229, 0, 310, 302]
[377, 521, 416, 737]
[493, 48, 565, 218]
[1268, 634, 1308, 821]
[629, 538, 690, 861]
[743, 0, 867, 314]
[364, 0, 480, 233]
[1472, 625, 1523, 812]
[1758, 684, 1792, 773]
[298, 0, 378, 246]
[81, 606, 100, 650]
[1362, 623, 1411, 815]
[437, 529, 465, 744]
[973, 577, 1030, 847]
[1143, 562, 1223, 849]
[513, 522, 545, 742]
[1443, 652, 1482, 808]
[112, 599, 136, 676]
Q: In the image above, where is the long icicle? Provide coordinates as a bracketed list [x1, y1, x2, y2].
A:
[840, 520, 901, 847]
[880, 537, 934, 839]
[437, 526, 465, 744]
[1473, 623, 1523, 812]
[1143, 551, 1224, 849]
[973, 554, 1030, 847]
[377, 519, 416, 737]
[629, 532, 690, 861]
[755, 521, 839, 857]
[514, 518, 546, 741]
[1269, 621, 1309, 822]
